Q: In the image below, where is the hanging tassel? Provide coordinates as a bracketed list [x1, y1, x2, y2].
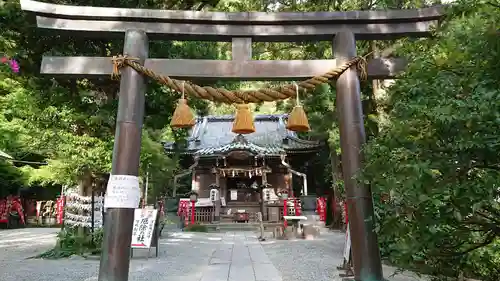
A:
[170, 81, 195, 129]
[232, 104, 256, 134]
[286, 83, 310, 132]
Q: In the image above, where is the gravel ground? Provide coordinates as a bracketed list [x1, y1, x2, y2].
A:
[260, 230, 428, 281]
[0, 228, 223, 281]
[260, 231, 346, 281]
[0, 227, 59, 261]
[0, 227, 427, 281]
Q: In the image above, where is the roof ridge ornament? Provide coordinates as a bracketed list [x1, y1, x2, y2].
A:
[232, 134, 249, 144]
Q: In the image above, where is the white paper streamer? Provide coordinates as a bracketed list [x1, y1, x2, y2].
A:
[65, 213, 92, 222]
[66, 193, 93, 203]
[64, 219, 91, 228]
[63, 194, 104, 229]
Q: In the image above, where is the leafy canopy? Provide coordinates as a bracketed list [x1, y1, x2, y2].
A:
[363, 2, 500, 280]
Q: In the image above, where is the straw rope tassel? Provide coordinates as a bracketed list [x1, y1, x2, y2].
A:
[170, 81, 196, 129]
[286, 83, 310, 132]
[232, 104, 256, 134]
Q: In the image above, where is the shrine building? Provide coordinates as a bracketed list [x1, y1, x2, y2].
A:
[164, 114, 323, 223]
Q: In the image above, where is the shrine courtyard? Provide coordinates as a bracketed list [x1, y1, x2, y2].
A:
[0, 227, 425, 281]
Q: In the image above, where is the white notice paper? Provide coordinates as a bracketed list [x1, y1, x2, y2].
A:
[131, 209, 158, 249]
[343, 222, 351, 262]
[230, 190, 238, 201]
[104, 175, 141, 209]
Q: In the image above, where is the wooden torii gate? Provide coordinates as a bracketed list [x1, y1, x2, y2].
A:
[20, 1, 445, 281]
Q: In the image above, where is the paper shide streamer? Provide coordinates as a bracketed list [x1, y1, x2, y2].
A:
[63, 193, 104, 229]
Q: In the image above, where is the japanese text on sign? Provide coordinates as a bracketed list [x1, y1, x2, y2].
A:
[104, 175, 141, 209]
[131, 209, 157, 249]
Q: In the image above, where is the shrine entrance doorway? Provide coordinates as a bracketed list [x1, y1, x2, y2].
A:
[226, 176, 262, 203]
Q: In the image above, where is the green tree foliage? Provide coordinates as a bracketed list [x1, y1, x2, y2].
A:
[0, 0, 220, 196]
[363, 2, 500, 280]
[0, 160, 25, 197]
[3, 0, 500, 276]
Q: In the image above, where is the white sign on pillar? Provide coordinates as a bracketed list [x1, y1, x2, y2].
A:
[230, 190, 238, 201]
[343, 222, 351, 262]
[264, 189, 271, 201]
[191, 172, 199, 192]
[210, 189, 219, 201]
[104, 175, 141, 209]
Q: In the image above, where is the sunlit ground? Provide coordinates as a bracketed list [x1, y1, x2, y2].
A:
[0, 227, 426, 281]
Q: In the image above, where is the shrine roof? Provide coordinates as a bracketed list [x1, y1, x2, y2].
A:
[195, 134, 285, 156]
[163, 114, 322, 156]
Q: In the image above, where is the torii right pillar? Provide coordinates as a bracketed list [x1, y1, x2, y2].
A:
[333, 30, 384, 281]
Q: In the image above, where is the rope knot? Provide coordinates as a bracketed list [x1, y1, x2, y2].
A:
[356, 56, 368, 81]
[111, 55, 140, 79]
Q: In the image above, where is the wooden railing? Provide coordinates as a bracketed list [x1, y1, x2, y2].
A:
[184, 207, 214, 223]
[181, 204, 301, 224]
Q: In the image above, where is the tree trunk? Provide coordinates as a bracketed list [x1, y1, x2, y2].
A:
[370, 40, 392, 133]
[78, 170, 93, 238]
[329, 147, 343, 229]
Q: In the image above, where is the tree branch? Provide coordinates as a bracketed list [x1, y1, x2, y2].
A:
[487, 2, 500, 9]
[450, 234, 495, 256]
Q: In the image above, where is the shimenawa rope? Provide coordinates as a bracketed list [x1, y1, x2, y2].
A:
[111, 54, 369, 104]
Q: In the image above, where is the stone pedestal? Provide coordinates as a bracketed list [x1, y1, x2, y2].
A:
[267, 206, 280, 222]
[300, 196, 320, 224]
[273, 226, 287, 239]
[302, 224, 320, 240]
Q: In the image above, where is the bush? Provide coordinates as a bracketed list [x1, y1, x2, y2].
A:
[183, 223, 208, 232]
[34, 227, 104, 259]
[362, 3, 500, 280]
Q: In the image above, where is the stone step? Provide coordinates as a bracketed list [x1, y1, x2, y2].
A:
[225, 202, 260, 206]
[219, 223, 259, 232]
[202, 222, 282, 232]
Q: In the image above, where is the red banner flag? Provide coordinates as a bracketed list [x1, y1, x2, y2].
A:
[56, 196, 65, 224]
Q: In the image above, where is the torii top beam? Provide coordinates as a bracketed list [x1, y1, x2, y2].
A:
[20, 0, 447, 80]
[20, 0, 445, 41]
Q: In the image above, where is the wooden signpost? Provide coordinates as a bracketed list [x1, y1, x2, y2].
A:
[130, 208, 160, 258]
[338, 222, 354, 278]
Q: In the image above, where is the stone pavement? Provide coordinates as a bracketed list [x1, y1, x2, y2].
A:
[200, 232, 282, 281]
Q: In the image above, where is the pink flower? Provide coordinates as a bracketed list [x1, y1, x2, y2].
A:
[9, 59, 19, 73]
[0, 57, 7, 64]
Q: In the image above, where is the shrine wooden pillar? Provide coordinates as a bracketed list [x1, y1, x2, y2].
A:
[260, 170, 268, 219]
[214, 170, 221, 222]
[333, 30, 383, 281]
[98, 29, 148, 281]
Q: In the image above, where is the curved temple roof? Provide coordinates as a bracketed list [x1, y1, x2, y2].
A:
[20, 0, 446, 41]
[164, 114, 323, 156]
[195, 134, 285, 157]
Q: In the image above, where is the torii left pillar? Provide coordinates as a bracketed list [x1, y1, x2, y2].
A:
[98, 29, 148, 281]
